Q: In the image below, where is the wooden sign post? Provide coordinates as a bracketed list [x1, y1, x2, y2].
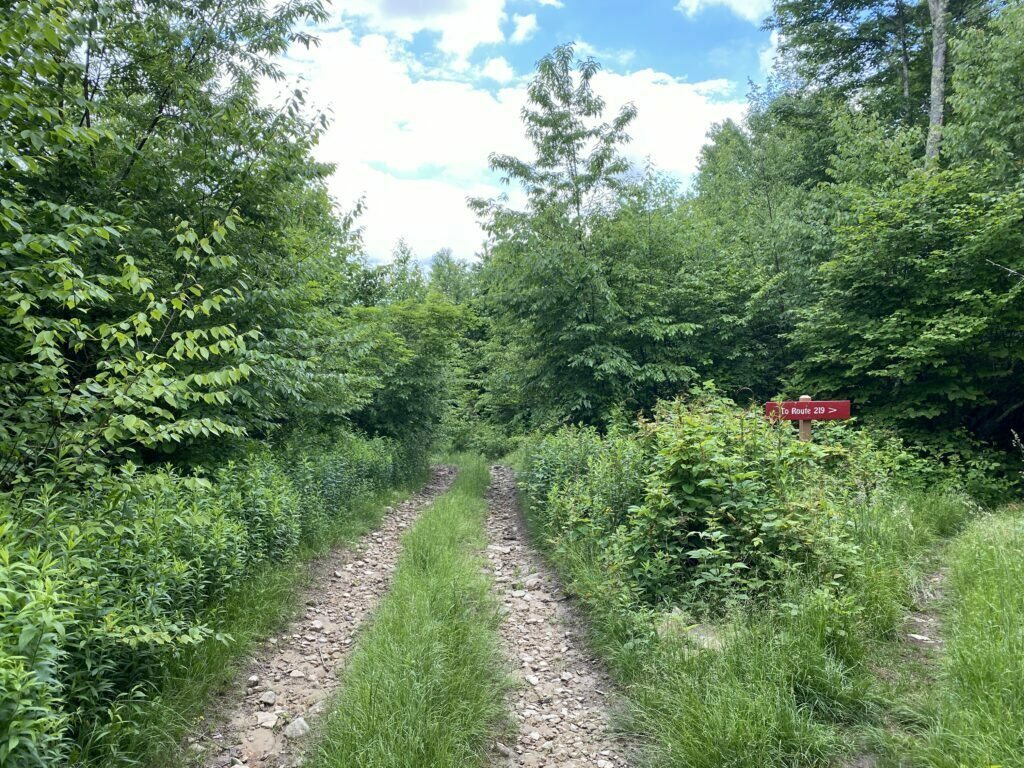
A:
[798, 394, 813, 442]
[765, 396, 852, 442]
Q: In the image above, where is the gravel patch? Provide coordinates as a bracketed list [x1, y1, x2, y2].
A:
[189, 465, 457, 768]
[485, 465, 630, 768]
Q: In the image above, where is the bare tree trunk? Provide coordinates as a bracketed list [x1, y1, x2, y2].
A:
[925, 0, 948, 164]
[896, 0, 912, 120]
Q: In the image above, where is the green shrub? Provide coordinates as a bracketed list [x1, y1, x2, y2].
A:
[213, 454, 301, 567]
[0, 427, 414, 766]
[625, 395, 859, 608]
[520, 389, 999, 767]
[524, 389, 867, 611]
[0, 553, 67, 767]
[439, 408, 523, 459]
[523, 387, 994, 614]
[274, 428, 418, 545]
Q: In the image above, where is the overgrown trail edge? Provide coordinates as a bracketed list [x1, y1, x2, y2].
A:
[485, 465, 629, 768]
[191, 465, 458, 768]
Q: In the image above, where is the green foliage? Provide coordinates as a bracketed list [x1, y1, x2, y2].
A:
[0, 553, 66, 767]
[0, 0, 264, 483]
[519, 389, 989, 767]
[427, 249, 477, 305]
[768, 0, 990, 124]
[464, 27, 1024, 460]
[791, 155, 1024, 441]
[522, 386, 989, 613]
[625, 394, 857, 607]
[1, 0, 457, 481]
[948, 1, 1024, 172]
[474, 46, 703, 426]
[0, 430, 417, 766]
[1, 2, 460, 760]
[526, 390, 840, 609]
[350, 297, 466, 454]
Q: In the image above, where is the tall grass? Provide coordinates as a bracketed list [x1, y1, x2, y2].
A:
[310, 455, 509, 768]
[911, 509, 1024, 766]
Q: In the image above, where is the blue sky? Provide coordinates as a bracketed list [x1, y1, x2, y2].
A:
[277, 0, 777, 261]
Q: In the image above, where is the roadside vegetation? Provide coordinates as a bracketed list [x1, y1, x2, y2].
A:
[309, 456, 508, 768]
[118, 459, 429, 768]
[2, 3, 458, 765]
[519, 390, 1020, 767]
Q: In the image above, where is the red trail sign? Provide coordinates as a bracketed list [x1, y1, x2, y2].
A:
[765, 400, 851, 421]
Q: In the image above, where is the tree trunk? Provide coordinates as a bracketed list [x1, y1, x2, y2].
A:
[896, 0, 912, 120]
[925, 0, 948, 164]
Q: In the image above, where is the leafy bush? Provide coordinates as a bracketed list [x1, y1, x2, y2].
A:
[439, 410, 522, 460]
[521, 424, 644, 545]
[523, 387, 990, 612]
[520, 390, 995, 767]
[525, 390, 859, 610]
[0, 428, 415, 766]
[0, 555, 67, 767]
[625, 395, 858, 608]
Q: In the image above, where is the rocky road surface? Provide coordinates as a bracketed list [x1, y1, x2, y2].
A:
[189, 465, 457, 768]
[485, 465, 630, 768]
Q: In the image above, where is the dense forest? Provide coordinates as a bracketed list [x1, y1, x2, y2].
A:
[1, 0, 1022, 766]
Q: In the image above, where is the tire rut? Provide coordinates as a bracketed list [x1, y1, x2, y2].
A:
[189, 465, 457, 768]
[484, 465, 629, 768]
[905, 567, 948, 652]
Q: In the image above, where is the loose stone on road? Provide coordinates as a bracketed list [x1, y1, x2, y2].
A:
[190, 466, 457, 768]
[485, 465, 630, 768]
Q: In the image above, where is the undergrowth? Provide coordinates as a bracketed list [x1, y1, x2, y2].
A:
[0, 429, 427, 767]
[519, 388, 993, 767]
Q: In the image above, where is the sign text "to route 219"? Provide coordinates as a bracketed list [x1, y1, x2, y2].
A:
[765, 400, 851, 421]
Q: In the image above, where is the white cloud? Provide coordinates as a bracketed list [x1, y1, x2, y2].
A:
[278, 30, 528, 259]
[278, 29, 745, 261]
[574, 38, 635, 68]
[593, 69, 745, 177]
[536, 0, 564, 7]
[674, 0, 773, 24]
[510, 13, 538, 44]
[332, 0, 508, 61]
[759, 30, 780, 74]
[481, 56, 516, 83]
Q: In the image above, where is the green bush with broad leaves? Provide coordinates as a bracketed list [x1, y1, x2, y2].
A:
[0, 430, 412, 767]
[522, 387, 990, 613]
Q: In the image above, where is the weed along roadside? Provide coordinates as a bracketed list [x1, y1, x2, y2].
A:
[307, 455, 510, 768]
[515, 390, 1021, 768]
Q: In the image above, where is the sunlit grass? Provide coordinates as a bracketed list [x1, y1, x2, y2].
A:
[909, 508, 1024, 767]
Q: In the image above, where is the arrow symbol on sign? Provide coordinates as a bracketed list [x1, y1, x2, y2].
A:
[828, 407, 837, 413]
